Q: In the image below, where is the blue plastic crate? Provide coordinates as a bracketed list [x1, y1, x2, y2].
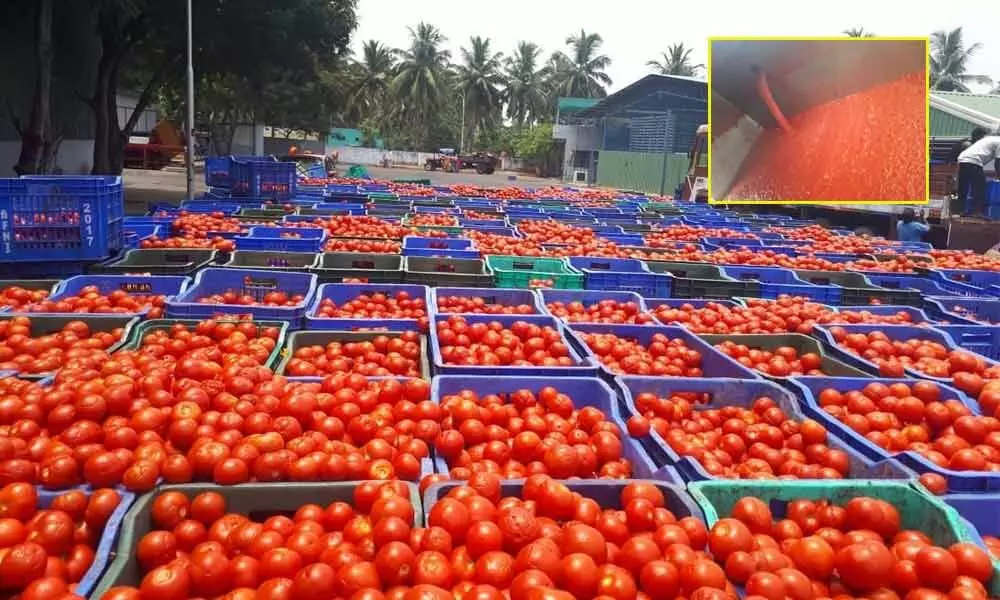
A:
[564, 322, 759, 379]
[599, 233, 646, 246]
[939, 493, 1000, 573]
[619, 376, 911, 483]
[237, 226, 327, 252]
[429, 313, 597, 376]
[813, 323, 1000, 383]
[304, 282, 429, 330]
[722, 265, 842, 303]
[787, 376, 1000, 492]
[929, 269, 1000, 297]
[230, 158, 297, 200]
[36, 487, 137, 598]
[430, 286, 544, 315]
[165, 267, 318, 327]
[925, 297, 1000, 326]
[568, 256, 671, 297]
[701, 236, 763, 249]
[935, 324, 1000, 361]
[430, 376, 677, 480]
[30, 274, 191, 317]
[864, 272, 970, 297]
[0, 176, 124, 262]
[403, 236, 474, 252]
[205, 156, 235, 188]
[592, 225, 625, 234]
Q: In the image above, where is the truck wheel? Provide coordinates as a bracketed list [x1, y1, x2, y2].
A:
[483, 166, 495, 175]
[475, 166, 486, 174]
[424, 162, 434, 171]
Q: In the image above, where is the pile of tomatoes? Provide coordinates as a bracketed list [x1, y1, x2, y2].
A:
[0, 286, 51, 310]
[545, 299, 655, 325]
[0, 483, 123, 599]
[285, 332, 424, 378]
[195, 290, 306, 308]
[433, 385, 632, 480]
[928, 250, 1000, 271]
[435, 295, 538, 315]
[0, 317, 125, 375]
[714, 342, 826, 377]
[100, 482, 419, 600]
[713, 494, 994, 600]
[406, 214, 458, 227]
[325, 238, 403, 254]
[626, 393, 851, 479]
[515, 222, 596, 245]
[847, 256, 926, 273]
[130, 319, 282, 367]
[576, 331, 704, 377]
[435, 316, 575, 368]
[312, 290, 429, 326]
[814, 379, 1000, 473]
[464, 232, 543, 256]
[308, 216, 411, 240]
[14, 285, 168, 317]
[140, 236, 236, 252]
[462, 211, 503, 221]
[828, 327, 996, 390]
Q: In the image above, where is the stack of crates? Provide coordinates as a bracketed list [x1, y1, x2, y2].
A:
[0, 175, 124, 275]
[204, 155, 297, 201]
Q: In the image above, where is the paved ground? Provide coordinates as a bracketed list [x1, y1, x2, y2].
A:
[122, 163, 557, 212]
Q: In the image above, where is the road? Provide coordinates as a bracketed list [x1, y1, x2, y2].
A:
[122, 164, 557, 212]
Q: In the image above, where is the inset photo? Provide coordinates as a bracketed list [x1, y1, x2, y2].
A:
[709, 37, 928, 204]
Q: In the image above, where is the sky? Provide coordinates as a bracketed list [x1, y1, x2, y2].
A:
[352, 0, 998, 95]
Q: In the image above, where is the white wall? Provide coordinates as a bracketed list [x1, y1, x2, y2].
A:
[0, 140, 96, 177]
[230, 124, 265, 156]
[331, 146, 439, 167]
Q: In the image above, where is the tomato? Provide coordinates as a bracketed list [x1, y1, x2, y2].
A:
[137, 531, 177, 570]
[139, 564, 190, 600]
[292, 563, 336, 600]
[836, 541, 895, 592]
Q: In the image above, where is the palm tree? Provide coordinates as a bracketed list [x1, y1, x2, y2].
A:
[392, 22, 452, 148]
[646, 43, 703, 77]
[454, 36, 505, 150]
[347, 40, 395, 122]
[504, 42, 549, 126]
[549, 30, 612, 98]
[930, 27, 992, 92]
[843, 27, 875, 38]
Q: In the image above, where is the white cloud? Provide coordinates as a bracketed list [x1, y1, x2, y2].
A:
[352, 0, 997, 94]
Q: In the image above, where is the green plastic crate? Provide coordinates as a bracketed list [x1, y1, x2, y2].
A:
[311, 252, 404, 283]
[275, 330, 431, 379]
[368, 193, 400, 202]
[89, 482, 422, 599]
[690, 479, 974, 545]
[412, 225, 463, 236]
[486, 255, 584, 289]
[119, 318, 288, 369]
[236, 208, 288, 219]
[392, 178, 432, 185]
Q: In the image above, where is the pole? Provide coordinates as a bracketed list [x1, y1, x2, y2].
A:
[459, 91, 466, 154]
[184, 0, 195, 200]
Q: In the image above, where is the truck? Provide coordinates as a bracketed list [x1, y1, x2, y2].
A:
[424, 149, 499, 174]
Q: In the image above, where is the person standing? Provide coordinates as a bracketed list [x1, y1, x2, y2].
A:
[956, 133, 1000, 217]
[896, 208, 929, 242]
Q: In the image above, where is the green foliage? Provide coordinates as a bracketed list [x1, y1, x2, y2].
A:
[513, 123, 554, 161]
[647, 44, 703, 77]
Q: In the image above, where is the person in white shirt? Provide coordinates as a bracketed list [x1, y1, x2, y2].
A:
[956, 134, 1000, 217]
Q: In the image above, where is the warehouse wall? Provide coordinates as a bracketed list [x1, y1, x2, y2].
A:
[596, 151, 689, 195]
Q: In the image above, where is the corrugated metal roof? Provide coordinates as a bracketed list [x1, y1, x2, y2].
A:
[557, 97, 600, 112]
[933, 91, 1000, 119]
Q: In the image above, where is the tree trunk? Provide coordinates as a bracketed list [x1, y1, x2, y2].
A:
[15, 0, 54, 175]
[90, 36, 117, 174]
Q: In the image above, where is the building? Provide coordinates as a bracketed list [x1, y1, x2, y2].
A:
[931, 91, 1000, 137]
[553, 74, 707, 195]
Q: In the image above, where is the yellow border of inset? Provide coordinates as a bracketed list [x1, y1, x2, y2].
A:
[706, 36, 931, 205]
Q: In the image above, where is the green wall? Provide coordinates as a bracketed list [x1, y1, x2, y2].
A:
[930, 107, 977, 138]
[596, 151, 690, 195]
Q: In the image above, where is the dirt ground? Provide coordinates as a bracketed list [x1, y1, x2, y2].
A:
[122, 164, 558, 213]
